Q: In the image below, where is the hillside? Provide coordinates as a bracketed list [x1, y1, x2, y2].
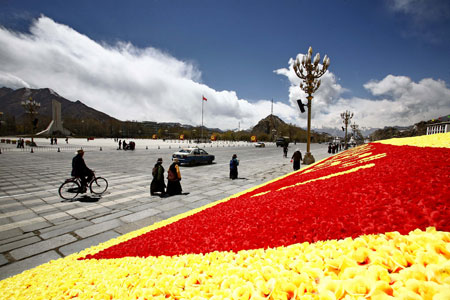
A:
[251, 114, 331, 143]
[369, 115, 450, 141]
[0, 87, 117, 122]
[0, 87, 221, 138]
[251, 114, 287, 135]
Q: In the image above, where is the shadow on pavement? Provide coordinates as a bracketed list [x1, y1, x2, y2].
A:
[61, 195, 101, 203]
[180, 163, 216, 168]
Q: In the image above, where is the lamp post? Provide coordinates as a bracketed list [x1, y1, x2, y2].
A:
[272, 128, 277, 142]
[340, 110, 353, 149]
[293, 46, 330, 164]
[350, 122, 359, 146]
[21, 97, 40, 145]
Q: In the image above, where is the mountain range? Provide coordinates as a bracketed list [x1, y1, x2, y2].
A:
[1, 87, 446, 140]
[0, 87, 117, 122]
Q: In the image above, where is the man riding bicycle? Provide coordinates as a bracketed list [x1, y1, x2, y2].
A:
[72, 149, 94, 193]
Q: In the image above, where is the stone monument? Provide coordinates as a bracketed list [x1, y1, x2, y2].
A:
[36, 99, 71, 136]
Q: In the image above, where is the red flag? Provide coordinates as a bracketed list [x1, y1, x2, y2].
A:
[202, 96, 207, 101]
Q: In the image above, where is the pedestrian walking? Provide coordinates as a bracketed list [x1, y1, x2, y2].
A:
[118, 140, 122, 150]
[291, 148, 302, 171]
[229, 154, 239, 179]
[65, 137, 69, 144]
[51, 137, 54, 145]
[166, 158, 182, 195]
[150, 158, 166, 196]
[283, 143, 289, 158]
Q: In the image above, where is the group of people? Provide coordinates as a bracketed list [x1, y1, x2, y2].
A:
[50, 137, 69, 145]
[328, 143, 342, 154]
[118, 140, 135, 150]
[16, 138, 25, 148]
[151, 153, 242, 197]
[150, 158, 183, 197]
[71, 146, 303, 198]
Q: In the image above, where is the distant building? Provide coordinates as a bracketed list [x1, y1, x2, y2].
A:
[426, 122, 449, 135]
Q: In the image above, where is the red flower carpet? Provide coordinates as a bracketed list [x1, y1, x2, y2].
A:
[84, 142, 449, 259]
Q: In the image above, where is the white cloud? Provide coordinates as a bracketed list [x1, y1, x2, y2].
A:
[363, 75, 450, 124]
[386, 0, 450, 43]
[0, 16, 296, 130]
[0, 72, 31, 89]
[387, 0, 450, 22]
[1, 16, 449, 132]
[276, 56, 450, 129]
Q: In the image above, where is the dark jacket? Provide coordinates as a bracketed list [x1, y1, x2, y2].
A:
[291, 151, 302, 162]
[150, 163, 166, 194]
[71, 154, 91, 177]
[166, 162, 182, 195]
[229, 158, 239, 179]
[230, 158, 239, 170]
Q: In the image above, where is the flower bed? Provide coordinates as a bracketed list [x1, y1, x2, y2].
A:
[1, 133, 449, 299]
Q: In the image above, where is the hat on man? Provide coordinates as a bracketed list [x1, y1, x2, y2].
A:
[77, 149, 84, 154]
[157, 158, 163, 162]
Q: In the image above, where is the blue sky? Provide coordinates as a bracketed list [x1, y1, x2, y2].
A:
[0, 0, 449, 130]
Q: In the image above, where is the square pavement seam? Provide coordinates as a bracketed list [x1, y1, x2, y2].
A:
[9, 234, 77, 260]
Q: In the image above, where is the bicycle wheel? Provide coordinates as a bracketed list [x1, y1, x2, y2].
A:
[90, 177, 108, 195]
[59, 180, 80, 200]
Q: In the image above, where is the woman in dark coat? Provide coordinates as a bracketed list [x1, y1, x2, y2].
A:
[166, 158, 182, 196]
[229, 154, 239, 179]
[291, 148, 302, 171]
[150, 158, 166, 196]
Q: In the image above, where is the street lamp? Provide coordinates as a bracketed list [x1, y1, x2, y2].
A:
[21, 97, 40, 145]
[340, 110, 354, 149]
[293, 46, 330, 164]
[350, 122, 359, 146]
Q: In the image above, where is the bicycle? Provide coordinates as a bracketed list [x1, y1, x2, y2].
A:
[59, 172, 108, 200]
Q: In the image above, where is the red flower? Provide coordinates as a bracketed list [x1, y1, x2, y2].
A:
[82, 143, 450, 260]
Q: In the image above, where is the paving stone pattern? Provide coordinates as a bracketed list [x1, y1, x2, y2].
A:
[0, 142, 332, 280]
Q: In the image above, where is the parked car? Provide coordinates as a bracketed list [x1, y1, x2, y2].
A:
[172, 148, 215, 165]
[254, 142, 265, 148]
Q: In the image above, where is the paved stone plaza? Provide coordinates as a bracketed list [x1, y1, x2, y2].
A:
[0, 139, 331, 280]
